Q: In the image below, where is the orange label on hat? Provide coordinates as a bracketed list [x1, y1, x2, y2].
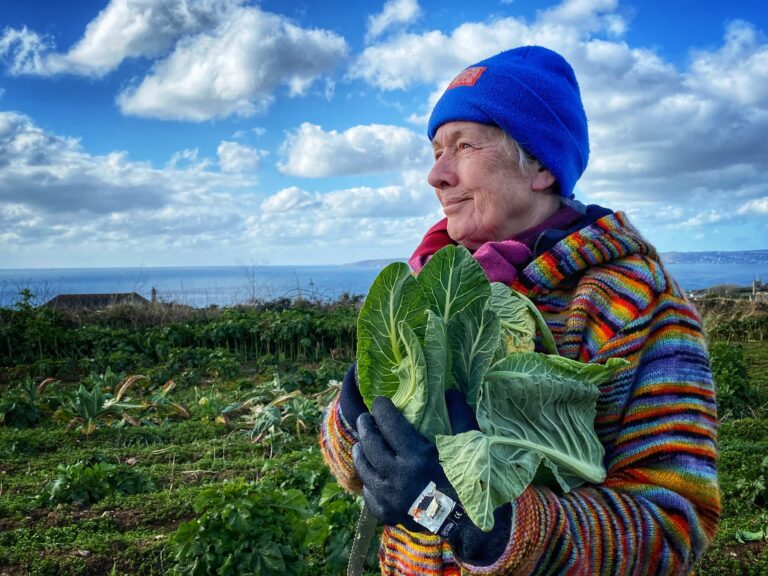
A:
[446, 66, 486, 89]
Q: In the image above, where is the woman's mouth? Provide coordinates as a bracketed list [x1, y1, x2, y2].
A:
[442, 197, 469, 214]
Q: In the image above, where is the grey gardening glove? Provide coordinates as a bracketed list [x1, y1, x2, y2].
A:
[353, 396, 453, 532]
[354, 391, 512, 565]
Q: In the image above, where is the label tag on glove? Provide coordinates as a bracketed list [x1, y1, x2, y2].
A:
[408, 481, 456, 534]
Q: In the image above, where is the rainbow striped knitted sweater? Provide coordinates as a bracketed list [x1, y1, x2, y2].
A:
[320, 211, 720, 575]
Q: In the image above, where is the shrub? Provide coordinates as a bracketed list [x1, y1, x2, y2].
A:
[275, 366, 317, 393]
[736, 456, 768, 507]
[0, 377, 56, 428]
[0, 397, 42, 428]
[710, 342, 761, 417]
[194, 386, 242, 424]
[169, 480, 309, 576]
[42, 459, 156, 506]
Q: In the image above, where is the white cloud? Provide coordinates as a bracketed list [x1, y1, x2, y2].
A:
[116, 5, 347, 120]
[0, 0, 243, 77]
[350, 29, 461, 90]
[0, 111, 259, 262]
[0, 112, 162, 213]
[0, 1, 348, 120]
[3, 0, 767, 264]
[278, 122, 430, 177]
[246, 191, 440, 265]
[538, 0, 624, 32]
[232, 127, 267, 140]
[0, 110, 437, 267]
[260, 186, 319, 213]
[679, 210, 728, 228]
[0, 27, 52, 75]
[242, 210, 434, 260]
[217, 141, 267, 173]
[350, 0, 627, 90]
[577, 22, 768, 229]
[366, 0, 421, 42]
[686, 20, 768, 107]
[738, 197, 768, 215]
[166, 148, 206, 169]
[261, 179, 434, 219]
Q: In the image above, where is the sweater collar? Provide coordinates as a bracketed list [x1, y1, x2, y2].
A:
[408, 206, 656, 294]
[518, 211, 658, 295]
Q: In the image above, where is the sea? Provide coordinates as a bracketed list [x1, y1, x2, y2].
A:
[0, 262, 766, 309]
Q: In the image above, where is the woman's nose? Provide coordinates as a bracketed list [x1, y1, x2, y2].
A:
[428, 153, 458, 189]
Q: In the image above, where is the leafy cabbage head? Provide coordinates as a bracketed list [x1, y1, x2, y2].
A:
[356, 245, 625, 531]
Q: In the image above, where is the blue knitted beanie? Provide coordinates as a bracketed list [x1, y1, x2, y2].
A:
[427, 46, 589, 198]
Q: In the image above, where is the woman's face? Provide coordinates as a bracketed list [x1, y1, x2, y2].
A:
[428, 121, 556, 250]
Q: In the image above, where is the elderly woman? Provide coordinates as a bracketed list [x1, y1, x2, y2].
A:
[320, 46, 719, 575]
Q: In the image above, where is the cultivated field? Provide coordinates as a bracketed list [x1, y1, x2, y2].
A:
[1, 293, 766, 574]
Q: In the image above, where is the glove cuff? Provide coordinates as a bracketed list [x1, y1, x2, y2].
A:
[444, 502, 513, 567]
[437, 503, 467, 539]
[338, 363, 367, 433]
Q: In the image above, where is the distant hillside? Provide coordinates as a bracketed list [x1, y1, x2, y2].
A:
[660, 249, 768, 264]
[348, 250, 768, 267]
[343, 258, 407, 268]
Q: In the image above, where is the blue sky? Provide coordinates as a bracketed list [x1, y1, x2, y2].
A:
[0, 0, 766, 268]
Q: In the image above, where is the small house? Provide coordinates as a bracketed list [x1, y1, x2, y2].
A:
[45, 292, 150, 310]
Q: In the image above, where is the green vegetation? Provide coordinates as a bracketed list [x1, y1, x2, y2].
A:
[0, 290, 767, 574]
[697, 299, 768, 574]
[169, 480, 310, 575]
[41, 458, 157, 507]
[0, 292, 365, 575]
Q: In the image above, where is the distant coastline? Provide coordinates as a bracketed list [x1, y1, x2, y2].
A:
[345, 250, 768, 267]
[1, 250, 766, 309]
[342, 258, 408, 268]
[659, 249, 768, 265]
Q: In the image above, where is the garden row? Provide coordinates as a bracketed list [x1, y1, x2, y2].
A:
[1, 292, 357, 385]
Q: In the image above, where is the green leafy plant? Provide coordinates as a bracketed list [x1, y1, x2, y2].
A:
[204, 348, 241, 380]
[0, 377, 56, 428]
[244, 390, 322, 439]
[41, 459, 156, 506]
[281, 396, 322, 435]
[306, 482, 375, 572]
[138, 379, 191, 422]
[735, 526, 768, 544]
[736, 455, 768, 506]
[357, 245, 625, 531]
[194, 386, 242, 425]
[169, 480, 309, 576]
[56, 380, 142, 436]
[710, 341, 760, 418]
[82, 366, 123, 394]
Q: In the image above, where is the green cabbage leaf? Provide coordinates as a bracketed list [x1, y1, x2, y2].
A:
[437, 353, 624, 530]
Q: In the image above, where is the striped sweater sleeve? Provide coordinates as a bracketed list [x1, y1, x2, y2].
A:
[455, 260, 720, 575]
[319, 395, 363, 494]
